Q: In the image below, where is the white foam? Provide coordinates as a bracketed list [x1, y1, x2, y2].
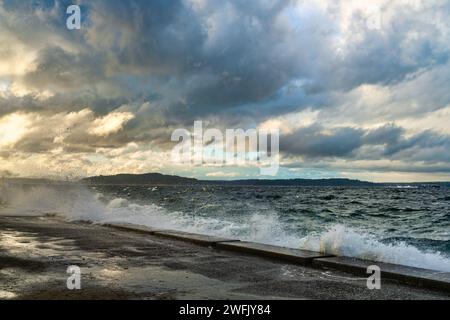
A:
[298, 225, 450, 272]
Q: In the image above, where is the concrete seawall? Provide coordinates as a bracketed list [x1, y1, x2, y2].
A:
[107, 222, 450, 292]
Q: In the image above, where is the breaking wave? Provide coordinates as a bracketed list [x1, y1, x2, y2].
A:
[297, 225, 450, 272]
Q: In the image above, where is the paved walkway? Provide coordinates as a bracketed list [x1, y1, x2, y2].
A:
[0, 216, 448, 300]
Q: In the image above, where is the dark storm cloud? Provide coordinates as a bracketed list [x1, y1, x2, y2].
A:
[89, 0, 204, 75]
[23, 46, 105, 90]
[364, 124, 404, 146]
[4, 0, 450, 120]
[362, 124, 450, 162]
[383, 130, 450, 162]
[0, 92, 130, 117]
[2, 0, 298, 121]
[280, 124, 450, 164]
[280, 126, 364, 158]
[334, 23, 449, 91]
[80, 0, 303, 117]
[284, 159, 450, 174]
[0, 1, 305, 112]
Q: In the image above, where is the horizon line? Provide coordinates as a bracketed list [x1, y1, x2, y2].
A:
[3, 172, 450, 185]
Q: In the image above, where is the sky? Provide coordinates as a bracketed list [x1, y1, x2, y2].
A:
[0, 0, 450, 182]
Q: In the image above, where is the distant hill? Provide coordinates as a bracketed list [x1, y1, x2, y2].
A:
[81, 173, 199, 186]
[81, 173, 377, 187]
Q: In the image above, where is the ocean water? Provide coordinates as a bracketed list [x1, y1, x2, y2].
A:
[1, 183, 450, 272]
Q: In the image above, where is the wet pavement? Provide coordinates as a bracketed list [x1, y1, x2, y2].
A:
[0, 216, 449, 300]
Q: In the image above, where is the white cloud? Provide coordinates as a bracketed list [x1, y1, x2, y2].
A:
[88, 112, 135, 137]
[0, 113, 33, 147]
[259, 108, 319, 134]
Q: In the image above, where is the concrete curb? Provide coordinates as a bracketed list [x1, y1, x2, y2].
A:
[152, 230, 240, 246]
[216, 241, 334, 266]
[104, 222, 163, 234]
[106, 222, 239, 246]
[313, 256, 450, 292]
[104, 222, 450, 293]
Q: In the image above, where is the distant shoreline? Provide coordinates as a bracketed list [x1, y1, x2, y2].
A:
[2, 172, 450, 188]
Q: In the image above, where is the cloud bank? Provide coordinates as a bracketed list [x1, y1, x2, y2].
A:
[0, 0, 450, 181]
